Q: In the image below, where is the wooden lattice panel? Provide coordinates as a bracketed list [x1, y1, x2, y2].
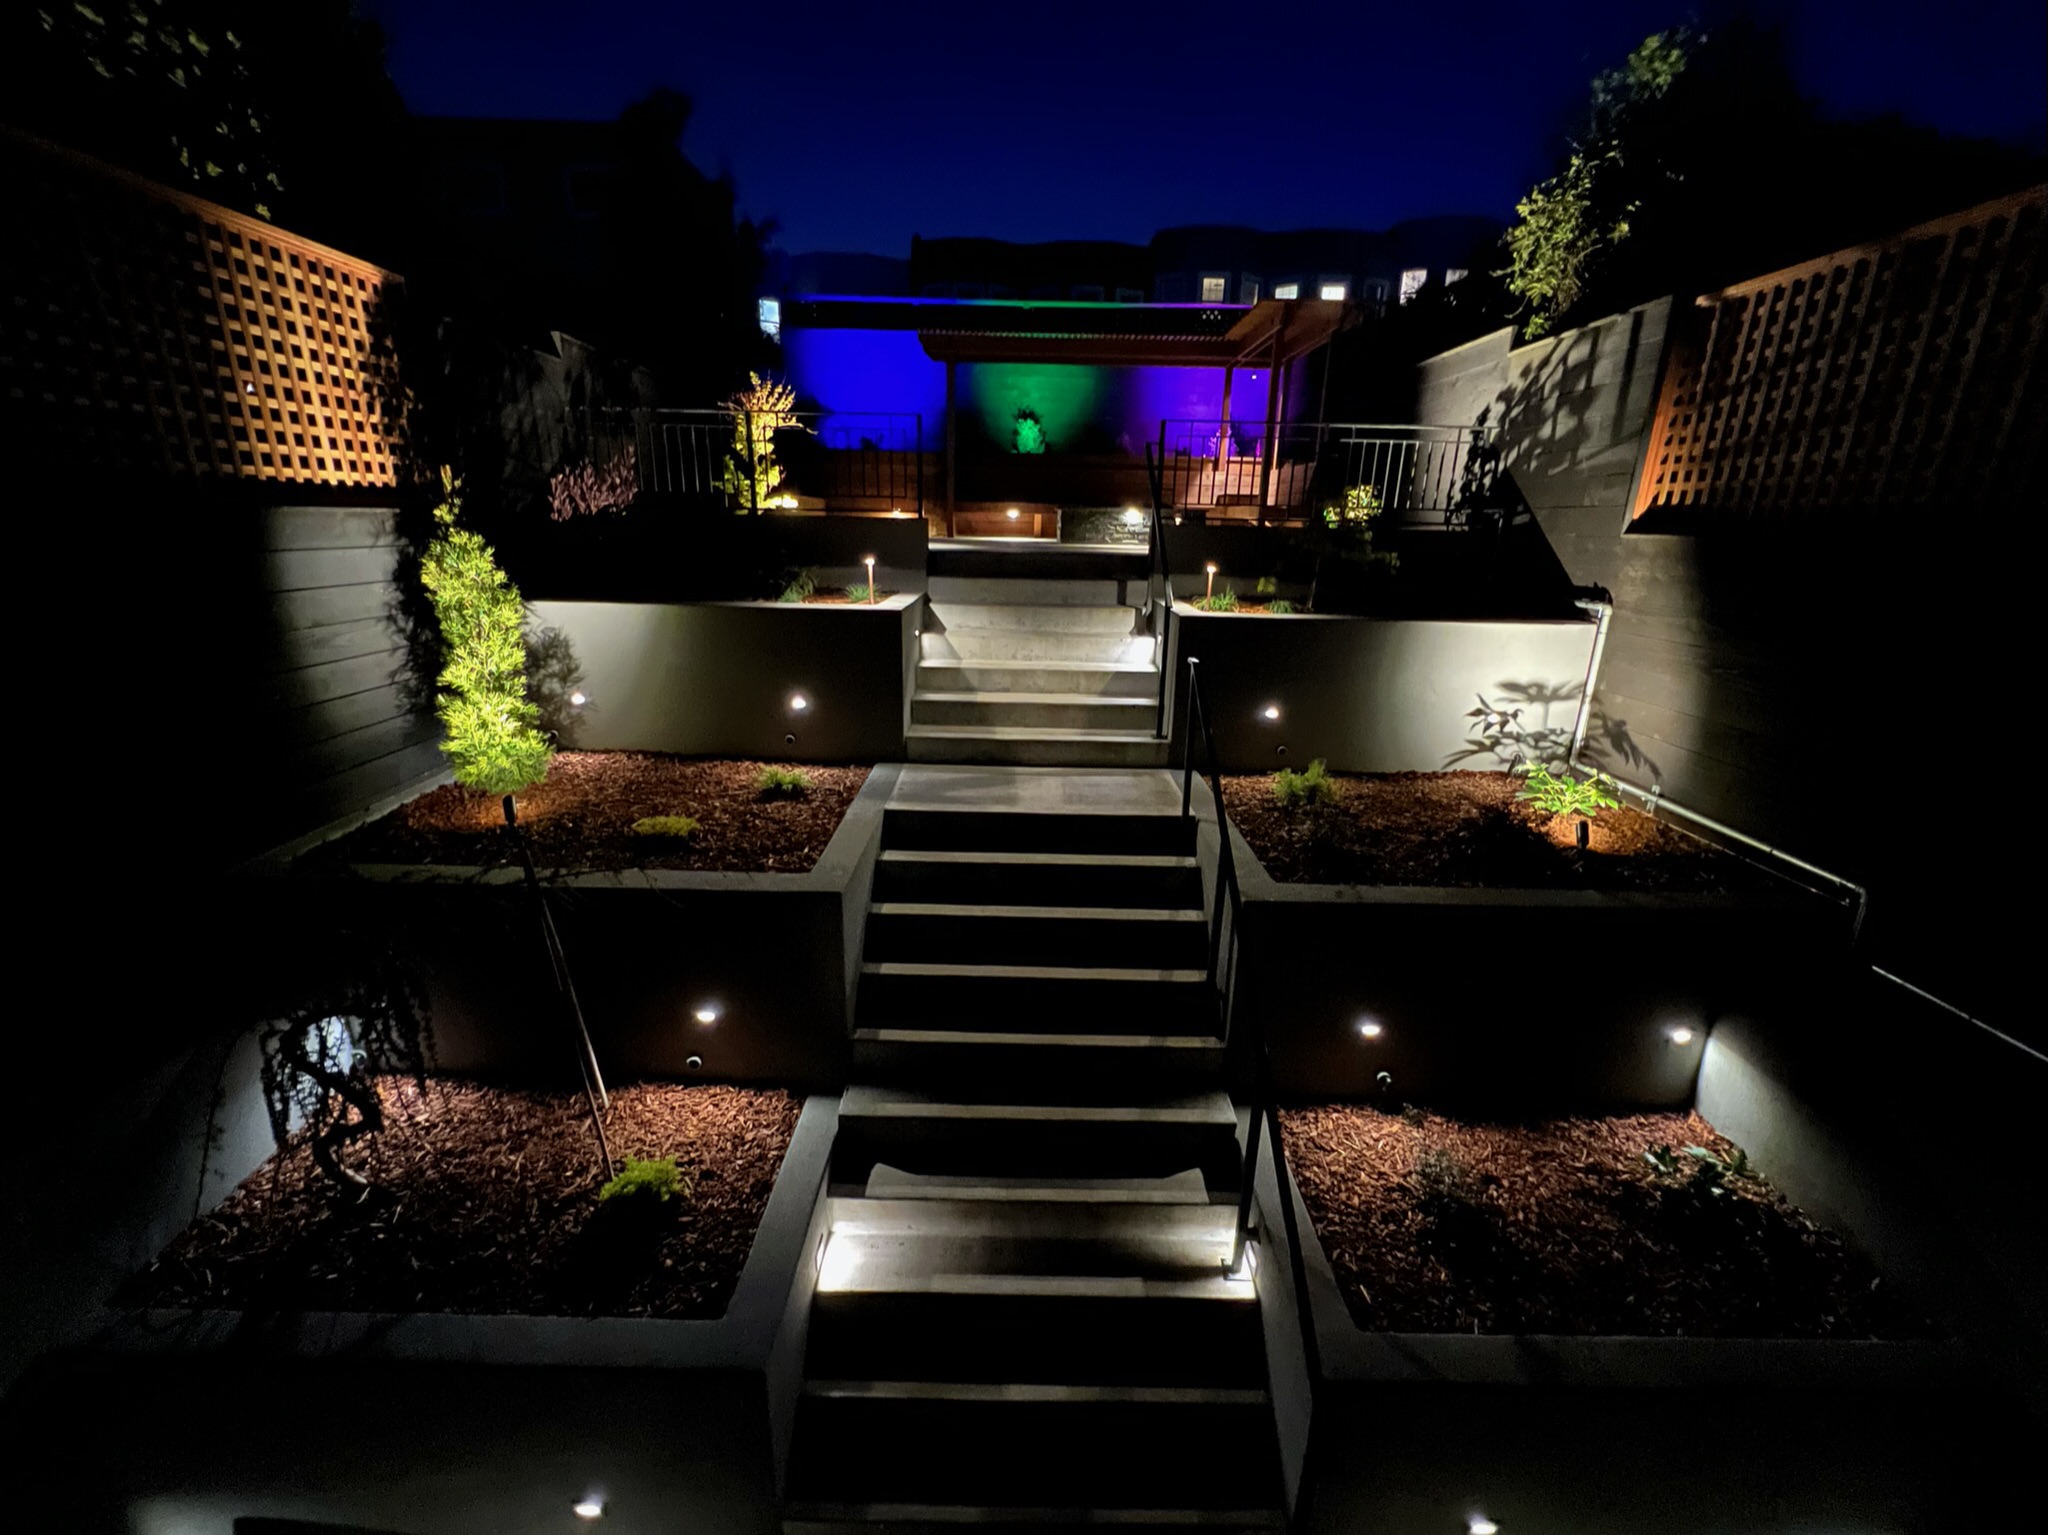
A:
[1, 131, 404, 486]
[1633, 187, 2046, 520]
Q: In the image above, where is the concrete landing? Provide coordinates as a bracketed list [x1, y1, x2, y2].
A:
[890, 764, 1183, 817]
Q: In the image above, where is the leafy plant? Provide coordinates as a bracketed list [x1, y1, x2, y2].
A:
[1196, 589, 1239, 612]
[1012, 408, 1047, 454]
[420, 470, 553, 797]
[1642, 1144, 1681, 1178]
[844, 582, 875, 604]
[548, 445, 639, 521]
[1267, 599, 1296, 616]
[1307, 484, 1399, 611]
[1645, 1141, 1757, 1201]
[1255, 575, 1279, 597]
[755, 765, 812, 798]
[630, 815, 700, 839]
[598, 1156, 688, 1206]
[1514, 763, 1620, 819]
[1272, 758, 1339, 809]
[723, 372, 804, 511]
[1412, 1147, 1478, 1205]
[776, 567, 817, 603]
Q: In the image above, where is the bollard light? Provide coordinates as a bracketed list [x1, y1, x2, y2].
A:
[864, 555, 877, 601]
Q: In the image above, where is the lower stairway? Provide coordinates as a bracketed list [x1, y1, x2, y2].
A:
[783, 766, 1283, 1533]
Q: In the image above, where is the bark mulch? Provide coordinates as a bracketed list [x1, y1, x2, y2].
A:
[125, 1079, 804, 1319]
[323, 753, 869, 872]
[1224, 769, 1765, 892]
[1281, 1104, 1925, 1337]
[799, 590, 893, 604]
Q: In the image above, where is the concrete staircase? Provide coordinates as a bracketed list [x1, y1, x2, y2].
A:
[908, 546, 1169, 768]
[784, 767, 1282, 1533]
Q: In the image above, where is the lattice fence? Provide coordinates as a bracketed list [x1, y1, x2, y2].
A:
[1633, 187, 2046, 521]
[1, 131, 405, 487]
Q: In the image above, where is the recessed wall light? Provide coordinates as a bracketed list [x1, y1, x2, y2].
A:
[1358, 1020, 1384, 1039]
[788, 693, 808, 712]
[1006, 508, 1020, 519]
[1666, 1026, 1695, 1046]
[574, 1495, 605, 1520]
[694, 1005, 720, 1025]
[1124, 507, 1144, 525]
[1468, 1518, 1499, 1535]
[1261, 704, 1280, 721]
[569, 690, 587, 708]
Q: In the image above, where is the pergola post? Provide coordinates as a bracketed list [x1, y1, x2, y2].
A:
[944, 359, 957, 524]
[1257, 314, 1287, 510]
[1217, 362, 1235, 482]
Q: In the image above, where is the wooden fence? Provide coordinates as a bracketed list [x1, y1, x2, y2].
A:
[1632, 186, 2046, 520]
[1, 130, 405, 487]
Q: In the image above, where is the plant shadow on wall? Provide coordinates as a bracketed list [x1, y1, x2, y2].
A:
[525, 626, 588, 750]
[1445, 679, 1658, 781]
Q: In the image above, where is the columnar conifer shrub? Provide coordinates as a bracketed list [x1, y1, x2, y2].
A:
[420, 471, 554, 795]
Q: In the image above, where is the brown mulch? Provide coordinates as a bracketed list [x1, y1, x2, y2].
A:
[323, 753, 870, 872]
[1282, 1104, 1925, 1337]
[799, 590, 893, 604]
[125, 1078, 804, 1319]
[1224, 769, 1766, 891]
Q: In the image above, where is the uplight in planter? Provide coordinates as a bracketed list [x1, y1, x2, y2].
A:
[574, 1494, 606, 1519]
[694, 1004, 721, 1025]
[1357, 1020, 1384, 1040]
[1666, 1025, 1696, 1046]
[788, 693, 809, 713]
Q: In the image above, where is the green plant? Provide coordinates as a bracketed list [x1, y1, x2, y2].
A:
[1196, 588, 1239, 612]
[1266, 599, 1296, 616]
[1255, 575, 1279, 597]
[1514, 763, 1620, 819]
[755, 765, 813, 798]
[1645, 1141, 1757, 1201]
[597, 1156, 688, 1206]
[1642, 1144, 1681, 1178]
[1272, 758, 1339, 809]
[1412, 1147, 1478, 1204]
[630, 815, 700, 839]
[420, 470, 553, 796]
[777, 567, 817, 603]
[1307, 484, 1399, 611]
[844, 582, 875, 604]
[1012, 408, 1047, 454]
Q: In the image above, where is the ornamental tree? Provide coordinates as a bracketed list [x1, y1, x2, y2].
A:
[420, 470, 553, 795]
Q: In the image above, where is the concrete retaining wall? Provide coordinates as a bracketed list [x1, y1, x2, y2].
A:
[528, 597, 919, 761]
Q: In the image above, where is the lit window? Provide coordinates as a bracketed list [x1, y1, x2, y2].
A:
[1399, 268, 1428, 304]
[1200, 275, 1228, 302]
[1239, 277, 1261, 304]
[1318, 281, 1348, 301]
[1273, 282, 1300, 300]
[1446, 268, 1469, 286]
[757, 297, 781, 339]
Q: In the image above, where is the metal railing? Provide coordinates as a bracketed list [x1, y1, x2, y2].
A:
[581, 408, 925, 513]
[1143, 443, 1174, 738]
[1156, 419, 1500, 526]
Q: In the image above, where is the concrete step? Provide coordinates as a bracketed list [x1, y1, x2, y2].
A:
[910, 691, 1161, 732]
[784, 1504, 1283, 1534]
[865, 903, 1208, 968]
[833, 1085, 1240, 1186]
[917, 658, 1160, 697]
[922, 601, 1153, 665]
[858, 1164, 1218, 1205]
[880, 807, 1194, 857]
[787, 1387, 1279, 1510]
[858, 961, 1213, 1034]
[852, 1029, 1224, 1094]
[929, 601, 1141, 635]
[906, 726, 1171, 767]
[802, 1284, 1264, 1389]
[872, 849, 1202, 908]
[927, 545, 1151, 584]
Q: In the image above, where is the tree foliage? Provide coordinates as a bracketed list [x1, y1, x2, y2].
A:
[421, 470, 553, 795]
[723, 372, 801, 511]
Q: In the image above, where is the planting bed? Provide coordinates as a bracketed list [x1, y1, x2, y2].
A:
[1225, 769, 1765, 891]
[796, 589, 894, 605]
[1282, 1104, 1923, 1338]
[324, 752, 870, 872]
[126, 1078, 803, 1319]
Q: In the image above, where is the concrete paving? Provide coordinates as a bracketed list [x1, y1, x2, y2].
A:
[890, 764, 1183, 816]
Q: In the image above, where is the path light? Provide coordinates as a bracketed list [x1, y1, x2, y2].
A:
[1358, 1020, 1384, 1040]
[1666, 1025, 1695, 1046]
[1205, 562, 1219, 600]
[1124, 507, 1144, 526]
[788, 693, 809, 713]
[569, 690, 587, 708]
[694, 1004, 721, 1025]
[1261, 704, 1281, 721]
[573, 1495, 605, 1520]
[864, 555, 877, 601]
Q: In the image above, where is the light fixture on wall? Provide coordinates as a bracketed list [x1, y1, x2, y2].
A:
[1006, 507, 1020, 519]
[1357, 1020, 1384, 1040]
[1666, 1025, 1696, 1046]
[788, 693, 809, 712]
[864, 554, 877, 601]
[1124, 506, 1144, 526]
[569, 690, 588, 708]
[1467, 1519, 1499, 1535]
[1261, 704, 1280, 721]
[694, 1004, 721, 1025]
[573, 1495, 606, 1520]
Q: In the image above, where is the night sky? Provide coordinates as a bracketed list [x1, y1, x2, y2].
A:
[371, 0, 2047, 256]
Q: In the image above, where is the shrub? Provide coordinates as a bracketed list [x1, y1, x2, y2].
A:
[777, 568, 816, 603]
[598, 1156, 688, 1206]
[844, 582, 875, 603]
[1515, 763, 1621, 819]
[1012, 409, 1047, 454]
[723, 372, 803, 512]
[1267, 599, 1296, 616]
[630, 815, 700, 839]
[1272, 758, 1338, 809]
[420, 470, 553, 796]
[756, 765, 812, 798]
[1412, 1147, 1478, 1204]
[1201, 589, 1239, 612]
[1645, 1141, 1757, 1202]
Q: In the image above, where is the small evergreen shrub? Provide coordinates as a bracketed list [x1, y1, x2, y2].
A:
[1412, 1147, 1478, 1205]
[1272, 758, 1338, 809]
[777, 568, 817, 603]
[844, 582, 875, 603]
[756, 765, 813, 798]
[598, 1156, 688, 1206]
[1012, 409, 1047, 454]
[1515, 763, 1620, 819]
[1267, 599, 1296, 616]
[630, 815, 700, 839]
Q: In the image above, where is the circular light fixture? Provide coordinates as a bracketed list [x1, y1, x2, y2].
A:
[1261, 704, 1280, 721]
[1666, 1026, 1695, 1046]
[1006, 508, 1021, 519]
[1205, 562, 1219, 575]
[1358, 1020, 1384, 1040]
[1468, 1520, 1499, 1535]
[574, 1496, 606, 1520]
[788, 693, 809, 712]
[694, 1005, 721, 1025]
[569, 690, 587, 708]
[1124, 507, 1144, 525]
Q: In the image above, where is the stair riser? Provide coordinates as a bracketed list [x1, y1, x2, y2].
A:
[912, 697, 1161, 732]
[803, 1292, 1264, 1387]
[866, 912, 1208, 969]
[918, 664, 1159, 697]
[790, 1396, 1276, 1507]
[922, 631, 1155, 664]
[881, 809, 1195, 856]
[851, 1037, 1224, 1095]
[833, 1117, 1242, 1187]
[905, 733, 1171, 768]
[872, 859, 1203, 908]
[858, 972, 1213, 1032]
[926, 580, 1144, 610]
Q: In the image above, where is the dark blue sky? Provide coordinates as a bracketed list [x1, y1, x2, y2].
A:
[371, 0, 2046, 255]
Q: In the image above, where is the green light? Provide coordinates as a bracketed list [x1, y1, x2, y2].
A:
[966, 363, 1102, 452]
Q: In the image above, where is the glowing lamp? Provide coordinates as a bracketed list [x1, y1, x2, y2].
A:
[1666, 1026, 1695, 1046]
[1262, 704, 1280, 721]
[1124, 507, 1144, 526]
[569, 690, 587, 708]
[574, 1496, 605, 1520]
[1468, 1520, 1499, 1535]
[1358, 1020, 1384, 1040]
[1205, 562, 1219, 600]
[864, 555, 877, 602]
[694, 1004, 721, 1025]
[1006, 507, 1021, 520]
[788, 693, 809, 712]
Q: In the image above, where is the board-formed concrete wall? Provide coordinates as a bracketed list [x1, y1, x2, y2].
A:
[527, 597, 919, 761]
[1167, 607, 1599, 774]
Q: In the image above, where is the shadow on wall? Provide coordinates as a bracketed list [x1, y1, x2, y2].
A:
[526, 624, 587, 749]
[1442, 678, 1660, 780]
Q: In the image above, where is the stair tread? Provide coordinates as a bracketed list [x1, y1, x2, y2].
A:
[877, 849, 1194, 868]
[862, 961, 1206, 982]
[841, 1086, 1235, 1123]
[861, 1165, 1218, 1204]
[801, 1381, 1266, 1405]
[912, 691, 1157, 707]
[871, 902, 1204, 922]
[855, 1028, 1219, 1048]
[906, 725, 1166, 742]
[784, 1503, 1283, 1529]
[919, 658, 1159, 673]
[813, 1259, 1254, 1300]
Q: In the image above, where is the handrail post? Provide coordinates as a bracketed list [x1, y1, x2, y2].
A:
[1180, 656, 1198, 818]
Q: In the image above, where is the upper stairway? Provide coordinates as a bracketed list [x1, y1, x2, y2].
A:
[909, 542, 1169, 768]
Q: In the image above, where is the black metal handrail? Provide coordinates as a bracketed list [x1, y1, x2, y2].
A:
[1157, 418, 1499, 527]
[583, 407, 925, 513]
[1143, 443, 1174, 739]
